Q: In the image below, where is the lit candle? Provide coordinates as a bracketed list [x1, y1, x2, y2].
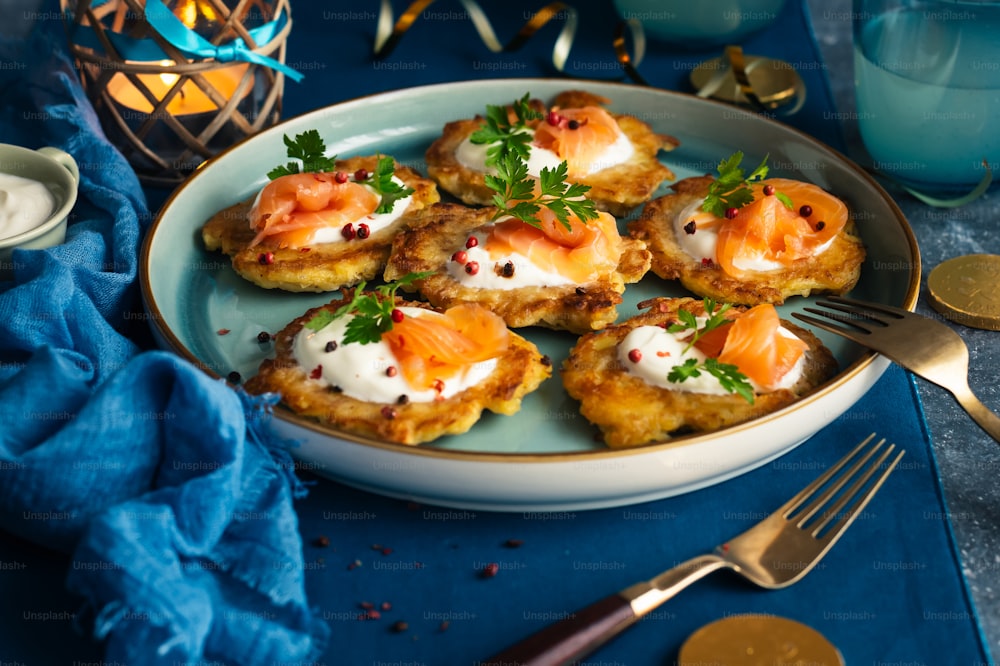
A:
[106, 61, 251, 115]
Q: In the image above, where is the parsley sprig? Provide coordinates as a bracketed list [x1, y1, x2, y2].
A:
[701, 151, 792, 218]
[665, 299, 755, 404]
[485, 152, 599, 230]
[304, 272, 433, 345]
[267, 129, 336, 180]
[469, 93, 544, 168]
[370, 155, 415, 214]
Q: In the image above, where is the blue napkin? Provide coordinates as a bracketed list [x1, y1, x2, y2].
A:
[0, 30, 327, 665]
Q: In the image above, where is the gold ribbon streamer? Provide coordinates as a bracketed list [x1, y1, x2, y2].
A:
[372, 2, 803, 118]
[612, 18, 647, 85]
[724, 45, 766, 110]
[374, 0, 579, 73]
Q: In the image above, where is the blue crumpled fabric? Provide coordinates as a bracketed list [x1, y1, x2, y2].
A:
[0, 30, 327, 665]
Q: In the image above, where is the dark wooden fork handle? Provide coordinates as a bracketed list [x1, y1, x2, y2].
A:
[481, 593, 636, 666]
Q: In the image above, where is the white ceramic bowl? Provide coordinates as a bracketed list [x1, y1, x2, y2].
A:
[0, 145, 79, 276]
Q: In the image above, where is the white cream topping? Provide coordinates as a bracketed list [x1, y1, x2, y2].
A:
[618, 324, 805, 395]
[445, 225, 575, 290]
[454, 126, 634, 177]
[0, 173, 56, 241]
[455, 130, 563, 177]
[673, 198, 836, 272]
[248, 174, 412, 245]
[292, 307, 498, 403]
[311, 176, 411, 243]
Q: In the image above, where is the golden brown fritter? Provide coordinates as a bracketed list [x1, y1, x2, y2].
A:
[561, 297, 838, 449]
[201, 156, 439, 292]
[425, 90, 679, 217]
[627, 176, 866, 305]
[244, 297, 551, 445]
[383, 202, 652, 334]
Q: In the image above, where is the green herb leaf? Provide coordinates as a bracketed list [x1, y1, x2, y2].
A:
[486, 153, 599, 230]
[666, 298, 733, 354]
[369, 155, 415, 214]
[666, 357, 702, 384]
[665, 299, 754, 403]
[267, 129, 337, 180]
[775, 191, 794, 210]
[703, 358, 755, 403]
[469, 93, 543, 168]
[701, 151, 770, 218]
[302, 271, 434, 345]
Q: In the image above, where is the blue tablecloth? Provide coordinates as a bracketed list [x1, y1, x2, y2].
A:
[0, 1, 992, 664]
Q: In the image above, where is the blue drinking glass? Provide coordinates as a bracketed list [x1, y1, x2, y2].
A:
[853, 0, 1000, 193]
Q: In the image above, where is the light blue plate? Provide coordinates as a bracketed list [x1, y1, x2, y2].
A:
[140, 79, 919, 510]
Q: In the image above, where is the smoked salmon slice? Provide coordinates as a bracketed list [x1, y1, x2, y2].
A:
[249, 172, 379, 248]
[716, 304, 808, 390]
[383, 304, 510, 391]
[712, 178, 848, 279]
[533, 106, 622, 175]
[484, 206, 622, 284]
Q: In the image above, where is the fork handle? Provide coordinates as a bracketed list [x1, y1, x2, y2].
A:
[482, 555, 727, 665]
[952, 383, 1000, 444]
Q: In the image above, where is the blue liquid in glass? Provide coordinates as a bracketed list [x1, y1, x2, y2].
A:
[854, 4, 1000, 191]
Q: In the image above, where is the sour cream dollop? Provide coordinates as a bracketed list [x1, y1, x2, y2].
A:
[445, 225, 576, 290]
[292, 307, 498, 403]
[311, 175, 412, 244]
[617, 323, 805, 395]
[454, 128, 634, 178]
[0, 173, 56, 241]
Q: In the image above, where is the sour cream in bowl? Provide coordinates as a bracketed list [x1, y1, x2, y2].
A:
[0, 145, 79, 277]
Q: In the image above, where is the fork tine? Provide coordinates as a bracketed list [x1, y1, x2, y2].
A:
[779, 433, 904, 546]
[777, 433, 877, 517]
[812, 300, 890, 326]
[787, 434, 885, 524]
[803, 441, 902, 541]
[826, 295, 912, 319]
[792, 310, 872, 338]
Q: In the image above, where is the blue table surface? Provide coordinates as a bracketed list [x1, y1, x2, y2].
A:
[3, 0, 1000, 664]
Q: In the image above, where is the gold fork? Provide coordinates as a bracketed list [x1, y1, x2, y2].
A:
[794, 296, 1000, 444]
[483, 434, 903, 666]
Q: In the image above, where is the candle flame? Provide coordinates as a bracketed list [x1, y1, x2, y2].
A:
[157, 60, 180, 87]
[174, 0, 218, 29]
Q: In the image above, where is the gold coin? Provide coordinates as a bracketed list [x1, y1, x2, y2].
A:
[690, 56, 801, 108]
[678, 614, 844, 666]
[927, 254, 1000, 331]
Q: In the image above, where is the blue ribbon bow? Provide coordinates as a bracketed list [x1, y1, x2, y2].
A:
[69, 0, 303, 82]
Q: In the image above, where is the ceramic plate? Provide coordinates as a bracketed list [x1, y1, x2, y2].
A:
[141, 79, 919, 511]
